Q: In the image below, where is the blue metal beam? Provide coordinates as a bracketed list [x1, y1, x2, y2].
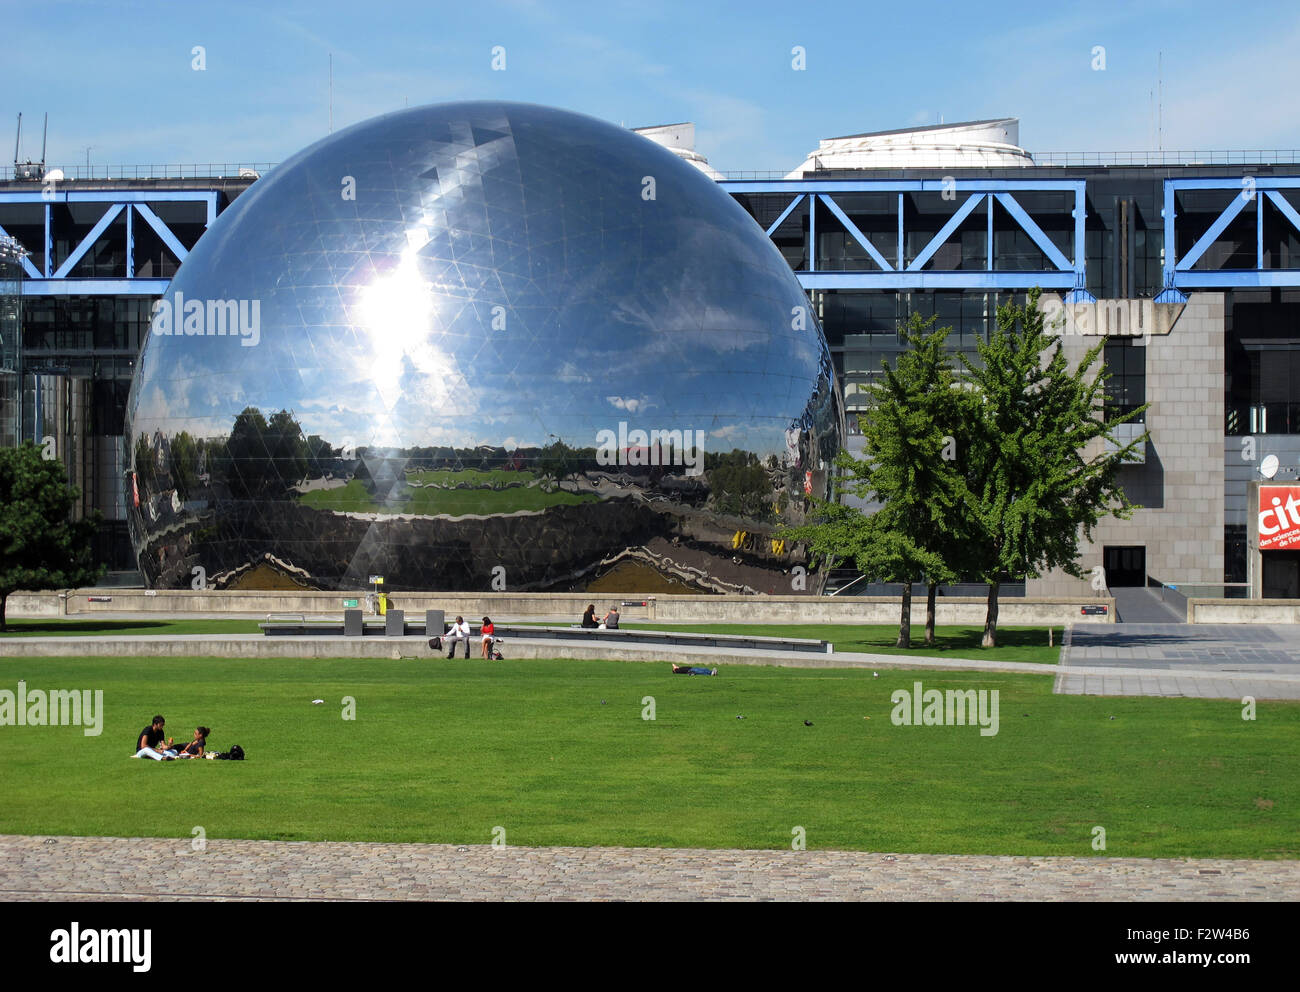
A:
[51, 203, 124, 279]
[133, 203, 190, 263]
[763, 195, 803, 237]
[0, 221, 41, 278]
[797, 271, 1076, 290]
[907, 193, 984, 271]
[20, 278, 169, 296]
[1176, 192, 1249, 271]
[1265, 190, 1300, 236]
[817, 194, 893, 271]
[1170, 271, 1300, 288]
[0, 189, 219, 205]
[993, 192, 1073, 271]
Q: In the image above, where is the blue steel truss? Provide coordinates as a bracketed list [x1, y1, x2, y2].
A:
[720, 179, 1094, 302]
[1157, 176, 1300, 303]
[0, 189, 218, 296]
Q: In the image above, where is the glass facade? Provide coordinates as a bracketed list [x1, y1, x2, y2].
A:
[1225, 289, 1300, 435]
[124, 102, 844, 594]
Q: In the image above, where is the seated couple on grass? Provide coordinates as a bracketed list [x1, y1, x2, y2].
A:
[132, 715, 210, 760]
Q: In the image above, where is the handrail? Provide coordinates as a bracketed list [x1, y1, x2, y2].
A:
[827, 572, 870, 596]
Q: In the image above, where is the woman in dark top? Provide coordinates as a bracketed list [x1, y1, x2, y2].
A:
[581, 604, 600, 628]
[175, 726, 211, 759]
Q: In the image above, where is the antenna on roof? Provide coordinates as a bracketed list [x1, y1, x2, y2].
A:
[329, 54, 334, 134]
[12, 112, 46, 181]
[1157, 51, 1163, 153]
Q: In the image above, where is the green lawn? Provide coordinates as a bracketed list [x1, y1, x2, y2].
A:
[0, 656, 1293, 858]
[549, 622, 1064, 665]
[2, 619, 1062, 663]
[299, 477, 597, 516]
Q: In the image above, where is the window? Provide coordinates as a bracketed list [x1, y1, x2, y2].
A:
[1103, 339, 1145, 423]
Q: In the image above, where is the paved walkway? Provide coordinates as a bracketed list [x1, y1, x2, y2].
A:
[9, 617, 1300, 700]
[2, 835, 1295, 901]
[1058, 624, 1300, 699]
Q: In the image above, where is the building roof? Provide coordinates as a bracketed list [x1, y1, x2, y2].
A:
[829, 118, 1019, 141]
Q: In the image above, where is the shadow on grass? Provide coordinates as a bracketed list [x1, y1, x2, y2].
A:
[1, 620, 175, 636]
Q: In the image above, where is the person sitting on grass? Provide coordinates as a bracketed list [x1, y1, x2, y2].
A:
[672, 665, 718, 676]
[174, 726, 211, 759]
[133, 715, 177, 760]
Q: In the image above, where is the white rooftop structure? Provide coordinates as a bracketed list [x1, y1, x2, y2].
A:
[633, 122, 724, 180]
[785, 118, 1033, 176]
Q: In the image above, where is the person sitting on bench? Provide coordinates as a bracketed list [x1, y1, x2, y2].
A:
[603, 605, 620, 629]
[480, 617, 496, 659]
[581, 604, 600, 628]
[444, 616, 473, 658]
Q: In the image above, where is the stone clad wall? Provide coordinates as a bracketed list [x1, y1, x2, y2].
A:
[1030, 292, 1225, 597]
[10, 589, 1114, 625]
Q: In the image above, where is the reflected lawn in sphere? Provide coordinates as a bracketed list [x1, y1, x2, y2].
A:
[298, 478, 598, 516]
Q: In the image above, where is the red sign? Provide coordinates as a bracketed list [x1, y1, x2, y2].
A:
[1259, 486, 1300, 550]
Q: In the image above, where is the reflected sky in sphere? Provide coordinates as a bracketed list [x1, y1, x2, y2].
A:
[125, 101, 843, 592]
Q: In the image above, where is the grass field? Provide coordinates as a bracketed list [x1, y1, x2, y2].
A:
[0, 619, 1062, 663]
[298, 477, 597, 516]
[516, 622, 1064, 664]
[0, 656, 1294, 857]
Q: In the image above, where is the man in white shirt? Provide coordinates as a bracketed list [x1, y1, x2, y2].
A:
[444, 616, 473, 658]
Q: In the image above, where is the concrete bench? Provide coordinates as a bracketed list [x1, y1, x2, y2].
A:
[511, 625, 832, 654]
[258, 619, 828, 654]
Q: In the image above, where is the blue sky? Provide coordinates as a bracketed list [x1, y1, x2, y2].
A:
[7, 0, 1299, 173]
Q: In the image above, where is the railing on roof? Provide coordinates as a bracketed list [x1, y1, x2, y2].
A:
[1027, 150, 1300, 167]
[721, 151, 1300, 177]
[0, 163, 277, 182]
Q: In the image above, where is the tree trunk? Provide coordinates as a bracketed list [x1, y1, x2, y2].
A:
[925, 581, 938, 646]
[0, 593, 7, 632]
[896, 582, 912, 648]
[981, 580, 1000, 647]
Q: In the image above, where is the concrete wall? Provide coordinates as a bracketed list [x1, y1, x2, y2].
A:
[1031, 292, 1225, 597]
[1187, 598, 1300, 623]
[9, 588, 1112, 626]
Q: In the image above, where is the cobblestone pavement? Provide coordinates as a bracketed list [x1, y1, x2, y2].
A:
[1, 835, 1295, 901]
[1057, 624, 1300, 699]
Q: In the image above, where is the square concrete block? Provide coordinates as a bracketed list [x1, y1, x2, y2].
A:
[385, 609, 405, 636]
[426, 609, 445, 636]
[344, 609, 363, 636]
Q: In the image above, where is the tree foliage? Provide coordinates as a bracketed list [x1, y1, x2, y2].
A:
[0, 443, 103, 629]
[786, 290, 1148, 649]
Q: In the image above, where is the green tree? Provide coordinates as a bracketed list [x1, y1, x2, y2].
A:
[785, 314, 968, 647]
[169, 431, 198, 502]
[265, 409, 308, 486]
[0, 443, 103, 630]
[959, 289, 1146, 646]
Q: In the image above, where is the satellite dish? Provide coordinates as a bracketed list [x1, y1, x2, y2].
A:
[1261, 454, 1279, 479]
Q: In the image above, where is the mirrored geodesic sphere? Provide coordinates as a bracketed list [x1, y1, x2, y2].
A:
[125, 101, 843, 594]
